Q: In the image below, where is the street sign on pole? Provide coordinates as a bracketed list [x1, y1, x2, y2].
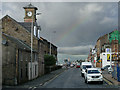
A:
[107, 54, 110, 61]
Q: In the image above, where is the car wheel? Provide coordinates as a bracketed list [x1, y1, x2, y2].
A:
[100, 81, 103, 84]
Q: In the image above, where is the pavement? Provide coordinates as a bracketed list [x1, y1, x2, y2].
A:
[102, 70, 120, 86]
[2, 67, 120, 89]
[2, 68, 67, 89]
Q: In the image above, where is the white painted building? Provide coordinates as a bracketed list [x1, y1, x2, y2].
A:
[28, 61, 38, 80]
[100, 48, 114, 68]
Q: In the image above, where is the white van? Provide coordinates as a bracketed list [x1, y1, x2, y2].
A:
[81, 62, 93, 77]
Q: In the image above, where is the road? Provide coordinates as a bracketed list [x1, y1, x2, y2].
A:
[38, 68, 119, 88]
[2, 68, 119, 90]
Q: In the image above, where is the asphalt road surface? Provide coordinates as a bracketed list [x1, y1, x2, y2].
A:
[2, 68, 119, 90]
[39, 68, 119, 88]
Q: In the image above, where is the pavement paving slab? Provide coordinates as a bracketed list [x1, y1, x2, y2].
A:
[2, 68, 66, 89]
[102, 70, 120, 86]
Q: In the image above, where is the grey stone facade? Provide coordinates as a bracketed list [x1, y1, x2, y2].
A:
[2, 33, 32, 85]
[1, 3, 57, 85]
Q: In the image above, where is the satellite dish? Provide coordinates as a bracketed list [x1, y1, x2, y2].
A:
[2, 40, 7, 45]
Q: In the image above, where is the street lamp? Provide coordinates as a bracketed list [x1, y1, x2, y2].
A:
[49, 31, 56, 55]
[31, 12, 41, 80]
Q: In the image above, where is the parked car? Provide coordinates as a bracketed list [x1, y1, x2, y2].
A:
[108, 67, 113, 73]
[84, 68, 103, 84]
[70, 64, 75, 68]
[81, 62, 93, 77]
[76, 63, 80, 68]
[101, 65, 110, 70]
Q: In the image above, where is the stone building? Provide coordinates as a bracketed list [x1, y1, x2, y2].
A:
[95, 30, 119, 60]
[2, 33, 38, 85]
[40, 37, 57, 61]
[1, 4, 40, 84]
[95, 34, 109, 59]
[91, 30, 120, 67]
[1, 3, 58, 85]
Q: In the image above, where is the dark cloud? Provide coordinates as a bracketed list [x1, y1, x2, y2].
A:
[58, 45, 93, 55]
[1, 2, 118, 61]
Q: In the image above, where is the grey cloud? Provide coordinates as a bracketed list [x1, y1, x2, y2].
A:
[58, 45, 94, 55]
[2, 2, 118, 57]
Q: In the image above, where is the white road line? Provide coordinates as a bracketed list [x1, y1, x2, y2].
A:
[32, 87, 37, 90]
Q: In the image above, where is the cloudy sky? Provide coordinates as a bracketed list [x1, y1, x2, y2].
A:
[1, 1, 118, 63]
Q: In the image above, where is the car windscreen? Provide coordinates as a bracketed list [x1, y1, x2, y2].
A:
[88, 70, 100, 74]
[83, 65, 92, 69]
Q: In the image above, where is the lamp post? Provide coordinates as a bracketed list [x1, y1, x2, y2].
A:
[49, 31, 56, 55]
[110, 48, 112, 69]
[31, 12, 41, 80]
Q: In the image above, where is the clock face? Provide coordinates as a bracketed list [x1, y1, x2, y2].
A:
[27, 11, 32, 17]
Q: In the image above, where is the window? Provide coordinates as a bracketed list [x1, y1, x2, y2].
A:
[26, 64, 28, 77]
[35, 53, 38, 61]
[26, 54, 28, 61]
[83, 65, 92, 69]
[44, 51, 46, 54]
[88, 70, 100, 74]
[34, 26, 37, 36]
[19, 50, 23, 61]
[21, 69, 23, 78]
[35, 65, 37, 76]
[38, 29, 40, 38]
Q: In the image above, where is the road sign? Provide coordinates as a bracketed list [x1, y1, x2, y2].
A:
[107, 54, 110, 61]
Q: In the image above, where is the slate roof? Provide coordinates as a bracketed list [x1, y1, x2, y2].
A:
[2, 33, 37, 52]
[23, 3, 38, 10]
[18, 22, 40, 33]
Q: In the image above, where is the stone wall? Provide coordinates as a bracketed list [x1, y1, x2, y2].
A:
[2, 35, 16, 85]
[2, 15, 38, 51]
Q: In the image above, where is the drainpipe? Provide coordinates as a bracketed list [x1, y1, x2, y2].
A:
[15, 48, 18, 85]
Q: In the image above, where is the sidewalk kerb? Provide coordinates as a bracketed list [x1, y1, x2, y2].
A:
[103, 76, 114, 85]
[42, 68, 67, 86]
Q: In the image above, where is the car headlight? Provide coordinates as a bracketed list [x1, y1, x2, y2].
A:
[87, 75, 91, 78]
[99, 75, 103, 78]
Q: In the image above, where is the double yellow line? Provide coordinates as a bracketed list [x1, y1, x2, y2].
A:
[103, 78, 113, 85]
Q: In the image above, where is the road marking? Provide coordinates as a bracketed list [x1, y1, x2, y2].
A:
[40, 83, 43, 86]
[42, 70, 66, 86]
[28, 87, 33, 89]
[32, 87, 37, 90]
[43, 74, 59, 86]
[103, 78, 113, 85]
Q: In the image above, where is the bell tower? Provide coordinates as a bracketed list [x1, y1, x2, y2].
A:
[23, 3, 38, 22]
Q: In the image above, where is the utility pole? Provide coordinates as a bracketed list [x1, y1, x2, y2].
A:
[31, 12, 41, 80]
[49, 31, 56, 55]
[110, 48, 112, 68]
[31, 14, 33, 80]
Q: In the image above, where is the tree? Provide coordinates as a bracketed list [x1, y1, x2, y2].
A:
[44, 54, 56, 66]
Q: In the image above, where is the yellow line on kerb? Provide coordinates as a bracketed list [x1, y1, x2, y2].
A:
[103, 78, 113, 85]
